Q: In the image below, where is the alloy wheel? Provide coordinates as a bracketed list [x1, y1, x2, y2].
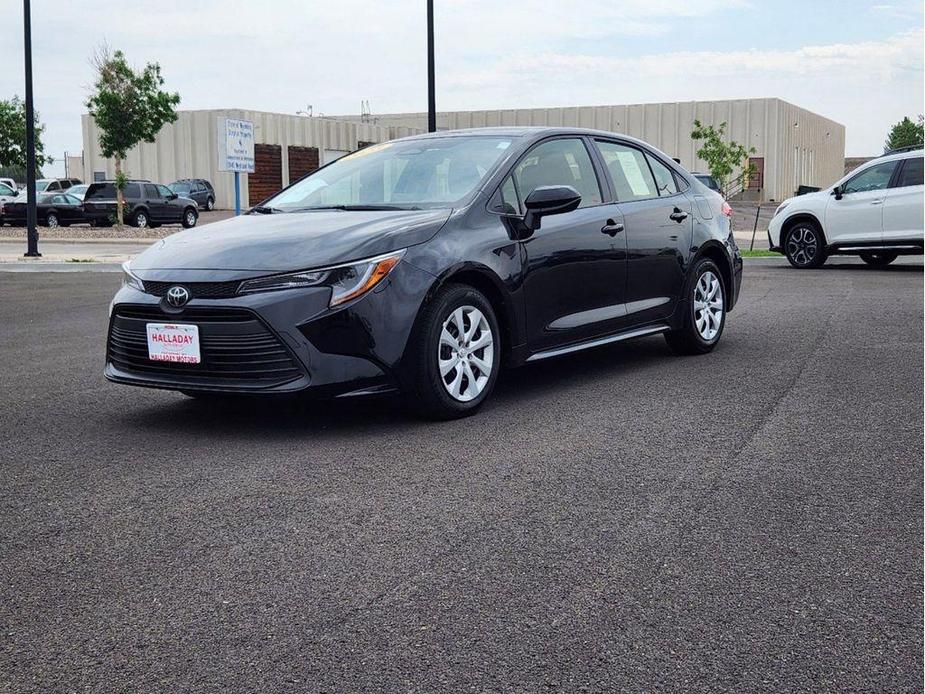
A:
[693, 270, 724, 341]
[786, 226, 818, 266]
[438, 305, 494, 402]
[47, 213, 59, 228]
[136, 212, 148, 228]
[186, 211, 197, 226]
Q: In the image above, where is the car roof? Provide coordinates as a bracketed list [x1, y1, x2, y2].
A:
[876, 147, 923, 164]
[397, 126, 660, 148]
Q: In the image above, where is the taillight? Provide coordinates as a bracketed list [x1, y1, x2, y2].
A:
[722, 201, 733, 217]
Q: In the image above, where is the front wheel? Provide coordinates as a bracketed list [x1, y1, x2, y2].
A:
[182, 208, 198, 228]
[406, 284, 500, 419]
[133, 211, 149, 229]
[45, 212, 60, 228]
[859, 251, 898, 266]
[665, 258, 726, 355]
[784, 223, 827, 268]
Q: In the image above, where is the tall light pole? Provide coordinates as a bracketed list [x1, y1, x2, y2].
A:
[426, 0, 436, 132]
[23, 0, 40, 257]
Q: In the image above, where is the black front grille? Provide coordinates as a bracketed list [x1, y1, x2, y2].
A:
[107, 305, 304, 388]
[143, 280, 241, 300]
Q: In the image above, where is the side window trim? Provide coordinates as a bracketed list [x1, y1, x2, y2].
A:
[486, 135, 609, 217]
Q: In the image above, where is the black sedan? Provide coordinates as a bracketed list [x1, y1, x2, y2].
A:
[106, 127, 742, 419]
[1, 192, 86, 227]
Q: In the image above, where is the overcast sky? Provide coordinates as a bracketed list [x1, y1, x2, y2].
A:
[1, 0, 922, 177]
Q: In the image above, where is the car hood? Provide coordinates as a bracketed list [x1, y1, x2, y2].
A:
[130, 208, 451, 274]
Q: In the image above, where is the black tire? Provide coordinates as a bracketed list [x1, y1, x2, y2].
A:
[45, 212, 60, 228]
[859, 251, 898, 266]
[132, 210, 150, 229]
[406, 284, 501, 420]
[206, 197, 215, 211]
[784, 221, 827, 268]
[665, 257, 727, 355]
[182, 207, 198, 228]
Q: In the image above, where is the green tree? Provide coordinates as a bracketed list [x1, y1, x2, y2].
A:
[0, 95, 52, 174]
[884, 116, 924, 152]
[690, 119, 755, 194]
[86, 46, 180, 226]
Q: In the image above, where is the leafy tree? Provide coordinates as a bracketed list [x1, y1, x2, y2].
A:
[884, 116, 924, 153]
[0, 95, 52, 174]
[690, 119, 755, 194]
[86, 46, 180, 226]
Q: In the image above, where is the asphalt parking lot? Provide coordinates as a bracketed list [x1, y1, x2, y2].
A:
[1, 258, 922, 692]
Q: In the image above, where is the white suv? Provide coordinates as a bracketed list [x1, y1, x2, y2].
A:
[769, 148, 923, 268]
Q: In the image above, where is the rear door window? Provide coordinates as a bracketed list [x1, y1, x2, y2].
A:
[594, 141, 658, 202]
[144, 184, 160, 198]
[897, 157, 923, 187]
[123, 183, 141, 198]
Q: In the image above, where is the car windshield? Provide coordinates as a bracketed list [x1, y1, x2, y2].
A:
[169, 182, 191, 194]
[264, 136, 514, 211]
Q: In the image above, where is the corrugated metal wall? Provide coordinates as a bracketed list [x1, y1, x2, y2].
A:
[81, 110, 423, 208]
[335, 98, 845, 201]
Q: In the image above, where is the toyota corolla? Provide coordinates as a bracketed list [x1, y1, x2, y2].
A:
[107, 128, 742, 418]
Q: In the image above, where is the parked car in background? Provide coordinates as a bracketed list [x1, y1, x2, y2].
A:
[168, 179, 215, 210]
[769, 148, 923, 268]
[67, 183, 90, 201]
[107, 127, 742, 418]
[0, 182, 18, 224]
[692, 172, 723, 196]
[0, 177, 18, 192]
[31, 177, 82, 194]
[83, 180, 199, 229]
[1, 192, 86, 227]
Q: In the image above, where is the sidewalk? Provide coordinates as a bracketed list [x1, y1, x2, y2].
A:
[0, 238, 152, 265]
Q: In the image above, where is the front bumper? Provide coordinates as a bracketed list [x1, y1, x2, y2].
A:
[105, 261, 436, 396]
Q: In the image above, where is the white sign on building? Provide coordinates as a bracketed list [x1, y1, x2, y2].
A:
[217, 118, 255, 173]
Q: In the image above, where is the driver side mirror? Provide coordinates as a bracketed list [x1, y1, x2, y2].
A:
[167, 192, 178, 200]
[832, 185, 843, 200]
[523, 185, 582, 230]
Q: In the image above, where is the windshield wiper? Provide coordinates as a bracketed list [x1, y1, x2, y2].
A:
[250, 205, 284, 214]
[294, 204, 422, 212]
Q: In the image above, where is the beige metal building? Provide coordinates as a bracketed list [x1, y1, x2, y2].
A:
[81, 98, 844, 207]
[80, 109, 422, 209]
[336, 98, 845, 202]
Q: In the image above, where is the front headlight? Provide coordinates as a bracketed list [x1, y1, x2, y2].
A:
[237, 250, 405, 308]
[121, 261, 144, 291]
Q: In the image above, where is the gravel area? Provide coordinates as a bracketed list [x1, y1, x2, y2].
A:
[0, 210, 234, 240]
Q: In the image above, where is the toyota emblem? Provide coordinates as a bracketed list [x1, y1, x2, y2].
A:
[165, 285, 191, 307]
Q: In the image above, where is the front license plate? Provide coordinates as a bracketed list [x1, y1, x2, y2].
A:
[146, 323, 201, 364]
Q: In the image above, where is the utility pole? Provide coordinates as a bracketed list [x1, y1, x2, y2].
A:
[23, 0, 40, 257]
[426, 0, 436, 132]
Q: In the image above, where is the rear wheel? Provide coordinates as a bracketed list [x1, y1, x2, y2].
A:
[407, 284, 500, 419]
[45, 212, 59, 228]
[784, 222, 827, 268]
[665, 258, 726, 355]
[206, 197, 215, 211]
[859, 251, 898, 266]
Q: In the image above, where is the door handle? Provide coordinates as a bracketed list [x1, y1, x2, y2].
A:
[601, 219, 624, 236]
[669, 208, 688, 222]
[870, 199, 884, 205]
